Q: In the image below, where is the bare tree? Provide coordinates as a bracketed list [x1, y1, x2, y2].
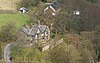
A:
[47, 43, 82, 63]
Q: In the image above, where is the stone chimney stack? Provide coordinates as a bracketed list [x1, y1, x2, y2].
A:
[50, 23, 53, 30]
[38, 20, 41, 27]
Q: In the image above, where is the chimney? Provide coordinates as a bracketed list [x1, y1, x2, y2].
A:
[38, 20, 41, 27]
[50, 23, 53, 30]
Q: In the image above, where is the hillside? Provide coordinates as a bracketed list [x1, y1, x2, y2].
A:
[0, 14, 30, 29]
[0, 0, 21, 10]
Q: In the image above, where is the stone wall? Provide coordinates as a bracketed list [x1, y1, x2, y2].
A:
[42, 38, 63, 51]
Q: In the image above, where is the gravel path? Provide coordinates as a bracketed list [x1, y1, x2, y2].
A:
[4, 43, 15, 63]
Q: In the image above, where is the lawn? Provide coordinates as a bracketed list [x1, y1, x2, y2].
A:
[0, 13, 31, 29]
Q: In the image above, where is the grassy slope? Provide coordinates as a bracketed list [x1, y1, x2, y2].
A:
[0, 0, 21, 10]
[0, 14, 30, 29]
[0, 13, 30, 62]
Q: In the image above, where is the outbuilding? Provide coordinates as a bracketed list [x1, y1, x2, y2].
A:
[44, 2, 60, 15]
[19, 7, 28, 13]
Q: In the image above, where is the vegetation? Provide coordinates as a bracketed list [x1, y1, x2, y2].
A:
[0, 0, 100, 63]
[18, 0, 39, 8]
[0, 14, 30, 28]
[47, 43, 82, 63]
[0, 13, 33, 61]
[0, 22, 17, 42]
[4, 0, 100, 62]
[0, 0, 21, 10]
[10, 45, 45, 63]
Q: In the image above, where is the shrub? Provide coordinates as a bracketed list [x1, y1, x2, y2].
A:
[19, 0, 39, 8]
[0, 22, 17, 42]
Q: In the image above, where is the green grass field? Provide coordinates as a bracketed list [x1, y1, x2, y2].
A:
[0, 14, 30, 29]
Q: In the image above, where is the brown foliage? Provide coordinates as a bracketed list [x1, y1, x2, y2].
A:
[83, 4, 100, 31]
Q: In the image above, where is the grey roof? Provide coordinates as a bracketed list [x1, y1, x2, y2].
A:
[20, 7, 28, 10]
[27, 28, 38, 36]
[37, 25, 48, 32]
[21, 24, 49, 36]
[50, 2, 59, 10]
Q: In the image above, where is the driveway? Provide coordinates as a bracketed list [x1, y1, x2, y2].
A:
[4, 43, 15, 63]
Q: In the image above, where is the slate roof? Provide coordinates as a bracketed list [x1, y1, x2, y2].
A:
[20, 7, 28, 10]
[37, 25, 48, 32]
[27, 28, 38, 36]
[21, 24, 49, 36]
[50, 2, 59, 10]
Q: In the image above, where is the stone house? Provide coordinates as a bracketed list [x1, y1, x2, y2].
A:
[44, 2, 60, 15]
[19, 22, 50, 43]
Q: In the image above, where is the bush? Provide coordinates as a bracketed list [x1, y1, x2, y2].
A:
[0, 22, 17, 42]
[10, 45, 43, 62]
[19, 0, 39, 8]
[47, 43, 82, 63]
